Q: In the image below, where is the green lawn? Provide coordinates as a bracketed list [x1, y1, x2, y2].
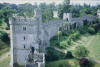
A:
[86, 34, 100, 60]
[73, 33, 100, 60]
[0, 54, 10, 67]
[46, 59, 100, 67]
[46, 33, 100, 67]
[0, 40, 10, 56]
[46, 59, 80, 67]
[0, 39, 10, 67]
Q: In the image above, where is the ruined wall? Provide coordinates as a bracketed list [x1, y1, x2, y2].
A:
[43, 20, 66, 40]
[43, 13, 98, 41]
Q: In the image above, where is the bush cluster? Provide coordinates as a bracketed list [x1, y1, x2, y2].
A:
[0, 31, 10, 43]
[65, 51, 73, 59]
[72, 31, 80, 40]
[72, 45, 89, 59]
[45, 47, 60, 61]
[60, 41, 68, 49]
[88, 26, 95, 34]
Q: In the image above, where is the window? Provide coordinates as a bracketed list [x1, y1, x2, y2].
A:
[24, 36, 25, 40]
[23, 27, 26, 31]
[24, 45, 25, 49]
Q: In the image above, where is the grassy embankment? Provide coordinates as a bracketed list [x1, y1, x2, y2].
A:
[0, 22, 10, 67]
[47, 33, 100, 67]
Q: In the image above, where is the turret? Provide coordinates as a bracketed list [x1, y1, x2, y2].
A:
[63, 13, 67, 20]
[63, 13, 72, 21]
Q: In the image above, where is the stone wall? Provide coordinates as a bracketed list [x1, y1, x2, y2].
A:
[43, 20, 66, 40]
[9, 8, 100, 67]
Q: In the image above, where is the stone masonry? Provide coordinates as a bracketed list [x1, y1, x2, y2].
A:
[9, 8, 100, 67]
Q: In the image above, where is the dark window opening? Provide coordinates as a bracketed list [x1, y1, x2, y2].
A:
[74, 23, 76, 28]
[67, 18, 68, 21]
[31, 47, 34, 54]
[24, 36, 25, 40]
[24, 45, 25, 49]
[23, 27, 26, 31]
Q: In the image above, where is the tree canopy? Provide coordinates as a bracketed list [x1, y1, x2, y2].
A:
[73, 45, 89, 59]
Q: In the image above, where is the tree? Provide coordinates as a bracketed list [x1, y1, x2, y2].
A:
[45, 47, 60, 61]
[58, 0, 70, 19]
[65, 51, 73, 59]
[0, 6, 16, 27]
[69, 5, 80, 17]
[42, 8, 53, 22]
[79, 58, 95, 67]
[64, 0, 70, 5]
[73, 45, 89, 59]
[60, 40, 68, 49]
[58, 4, 64, 19]
[88, 26, 95, 34]
[0, 31, 10, 43]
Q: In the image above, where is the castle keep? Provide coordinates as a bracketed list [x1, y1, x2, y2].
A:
[9, 8, 100, 67]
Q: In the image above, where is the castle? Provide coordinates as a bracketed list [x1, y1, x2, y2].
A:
[9, 8, 100, 67]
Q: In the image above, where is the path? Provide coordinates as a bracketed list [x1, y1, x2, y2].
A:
[87, 58, 100, 64]
[54, 47, 67, 54]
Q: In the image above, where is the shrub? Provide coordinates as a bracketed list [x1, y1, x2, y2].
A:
[72, 31, 80, 40]
[0, 31, 10, 43]
[67, 39, 71, 45]
[79, 58, 89, 67]
[6, 27, 10, 30]
[65, 51, 73, 59]
[88, 26, 95, 34]
[79, 27, 87, 34]
[72, 45, 89, 59]
[79, 58, 95, 67]
[96, 18, 99, 24]
[99, 31, 100, 35]
[60, 41, 68, 49]
[45, 47, 60, 61]
[83, 20, 88, 26]
[0, 19, 3, 26]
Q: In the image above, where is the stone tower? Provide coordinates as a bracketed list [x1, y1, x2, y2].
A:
[9, 8, 45, 67]
[63, 13, 72, 21]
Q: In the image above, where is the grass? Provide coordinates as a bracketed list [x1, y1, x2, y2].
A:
[0, 53, 10, 67]
[47, 33, 100, 67]
[85, 34, 100, 60]
[0, 38, 10, 67]
[0, 40, 10, 56]
[46, 59, 80, 67]
[46, 59, 100, 67]
[72, 33, 100, 60]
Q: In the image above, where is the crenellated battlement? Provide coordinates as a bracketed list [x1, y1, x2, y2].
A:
[9, 16, 38, 25]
